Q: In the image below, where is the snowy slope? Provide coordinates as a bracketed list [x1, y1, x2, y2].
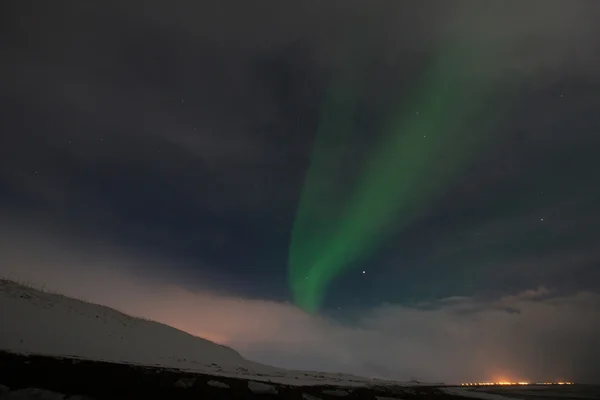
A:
[0, 279, 403, 387]
[0, 279, 249, 368]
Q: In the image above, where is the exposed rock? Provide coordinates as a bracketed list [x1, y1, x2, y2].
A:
[248, 381, 278, 395]
[173, 377, 196, 389]
[206, 380, 230, 389]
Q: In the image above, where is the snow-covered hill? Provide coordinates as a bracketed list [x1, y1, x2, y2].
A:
[0, 279, 399, 387]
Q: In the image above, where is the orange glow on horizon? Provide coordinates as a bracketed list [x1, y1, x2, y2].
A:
[192, 331, 230, 345]
[461, 381, 574, 386]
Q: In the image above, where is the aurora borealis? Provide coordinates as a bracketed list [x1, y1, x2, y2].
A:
[289, 45, 502, 312]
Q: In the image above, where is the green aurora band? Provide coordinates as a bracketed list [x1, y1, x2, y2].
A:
[288, 45, 504, 313]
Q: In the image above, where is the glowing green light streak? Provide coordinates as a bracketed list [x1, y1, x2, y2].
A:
[289, 45, 498, 313]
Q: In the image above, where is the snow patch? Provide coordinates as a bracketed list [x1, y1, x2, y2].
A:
[248, 381, 278, 395]
[173, 377, 196, 388]
[207, 380, 230, 389]
[302, 393, 323, 400]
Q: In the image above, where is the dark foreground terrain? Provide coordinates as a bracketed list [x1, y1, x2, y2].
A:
[0, 351, 596, 400]
[0, 351, 456, 400]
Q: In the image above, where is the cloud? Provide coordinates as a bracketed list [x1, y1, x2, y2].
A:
[1, 224, 598, 384]
[3, 0, 600, 222]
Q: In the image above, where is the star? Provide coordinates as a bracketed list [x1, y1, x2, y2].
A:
[362, 270, 366, 274]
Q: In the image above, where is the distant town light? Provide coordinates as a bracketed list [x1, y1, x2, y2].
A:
[460, 381, 574, 386]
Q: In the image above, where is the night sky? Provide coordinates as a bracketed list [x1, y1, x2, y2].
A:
[2, 0, 600, 384]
